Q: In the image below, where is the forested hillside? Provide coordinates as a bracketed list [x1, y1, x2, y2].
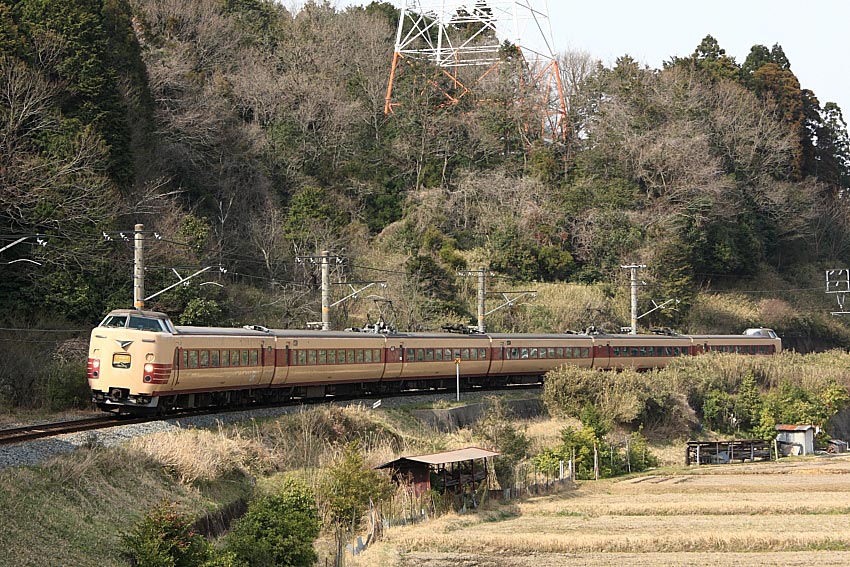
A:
[1, 0, 850, 406]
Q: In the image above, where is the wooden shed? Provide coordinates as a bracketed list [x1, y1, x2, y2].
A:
[377, 447, 499, 496]
[775, 424, 817, 456]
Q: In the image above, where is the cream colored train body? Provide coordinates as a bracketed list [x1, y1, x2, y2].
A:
[87, 309, 781, 414]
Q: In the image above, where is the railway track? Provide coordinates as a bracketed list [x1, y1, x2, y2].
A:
[0, 416, 149, 446]
[0, 382, 542, 447]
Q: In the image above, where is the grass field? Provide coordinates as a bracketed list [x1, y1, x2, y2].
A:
[352, 454, 850, 567]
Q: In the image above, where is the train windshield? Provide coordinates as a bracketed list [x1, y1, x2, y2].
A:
[100, 314, 128, 328]
[98, 313, 171, 332]
[128, 316, 166, 332]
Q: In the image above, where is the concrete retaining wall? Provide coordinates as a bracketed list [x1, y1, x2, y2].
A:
[410, 398, 543, 432]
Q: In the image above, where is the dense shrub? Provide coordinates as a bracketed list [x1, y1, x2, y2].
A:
[532, 408, 657, 480]
[471, 398, 531, 487]
[545, 352, 850, 439]
[225, 479, 320, 567]
[543, 365, 676, 427]
[122, 502, 211, 567]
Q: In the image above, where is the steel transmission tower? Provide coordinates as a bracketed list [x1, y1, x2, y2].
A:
[384, 0, 568, 142]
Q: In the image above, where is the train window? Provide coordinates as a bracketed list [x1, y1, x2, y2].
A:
[338, 350, 346, 363]
[538, 348, 547, 359]
[471, 348, 479, 360]
[507, 347, 516, 360]
[182, 350, 188, 368]
[211, 350, 220, 367]
[454, 349, 462, 360]
[327, 350, 336, 365]
[424, 349, 433, 362]
[355, 349, 364, 363]
[612, 346, 619, 356]
[435, 348, 443, 361]
[460, 348, 469, 360]
[406, 348, 415, 361]
[229, 350, 239, 366]
[250, 350, 259, 366]
[188, 350, 198, 368]
[413, 349, 421, 362]
[579, 348, 588, 358]
[318, 350, 327, 365]
[200, 350, 209, 368]
[346, 350, 355, 363]
[241, 350, 249, 366]
[374, 349, 382, 362]
[101, 314, 127, 328]
[128, 315, 164, 332]
[529, 348, 538, 359]
[479, 348, 488, 360]
[307, 350, 316, 365]
[555, 347, 563, 358]
[445, 348, 453, 360]
[547, 347, 555, 358]
[295, 350, 305, 365]
[519, 348, 527, 359]
[364, 349, 373, 363]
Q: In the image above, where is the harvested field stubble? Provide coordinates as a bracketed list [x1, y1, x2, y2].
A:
[352, 456, 850, 567]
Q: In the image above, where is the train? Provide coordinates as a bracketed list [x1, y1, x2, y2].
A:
[87, 308, 781, 414]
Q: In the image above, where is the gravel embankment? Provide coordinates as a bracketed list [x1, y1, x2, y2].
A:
[0, 390, 519, 469]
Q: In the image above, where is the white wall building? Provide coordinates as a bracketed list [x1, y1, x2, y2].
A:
[775, 424, 817, 456]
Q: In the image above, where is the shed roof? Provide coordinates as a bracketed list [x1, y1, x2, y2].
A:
[377, 447, 499, 469]
[775, 424, 816, 432]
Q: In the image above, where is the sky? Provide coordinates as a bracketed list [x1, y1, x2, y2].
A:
[328, 0, 850, 118]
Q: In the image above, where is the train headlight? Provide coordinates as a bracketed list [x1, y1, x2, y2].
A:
[92, 359, 100, 369]
[144, 363, 154, 373]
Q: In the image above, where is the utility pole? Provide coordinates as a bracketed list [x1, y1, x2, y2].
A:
[134, 223, 145, 310]
[621, 264, 645, 335]
[297, 252, 384, 331]
[458, 267, 489, 333]
[321, 250, 330, 331]
[478, 268, 486, 334]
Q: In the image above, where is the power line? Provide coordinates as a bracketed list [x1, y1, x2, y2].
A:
[0, 327, 87, 333]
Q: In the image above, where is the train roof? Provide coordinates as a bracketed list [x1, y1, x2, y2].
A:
[105, 309, 171, 319]
[174, 326, 387, 339]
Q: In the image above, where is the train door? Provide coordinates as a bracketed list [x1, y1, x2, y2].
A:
[490, 341, 505, 375]
[592, 340, 610, 369]
[172, 343, 181, 385]
[272, 340, 291, 386]
[383, 342, 403, 380]
[261, 340, 276, 385]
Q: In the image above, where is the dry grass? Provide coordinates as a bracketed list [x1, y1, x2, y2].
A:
[350, 454, 850, 567]
[129, 424, 274, 483]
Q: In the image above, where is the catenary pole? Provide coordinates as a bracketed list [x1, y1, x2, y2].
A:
[134, 224, 145, 309]
[321, 250, 330, 331]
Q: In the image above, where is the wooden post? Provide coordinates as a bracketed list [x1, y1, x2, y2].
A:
[593, 441, 599, 481]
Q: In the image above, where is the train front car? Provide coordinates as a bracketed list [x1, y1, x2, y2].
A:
[87, 309, 177, 413]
